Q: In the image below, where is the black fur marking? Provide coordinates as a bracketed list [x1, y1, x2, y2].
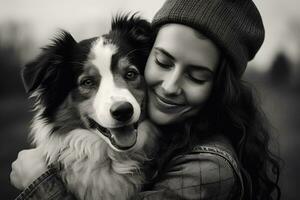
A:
[105, 14, 154, 74]
[51, 98, 86, 135]
[110, 53, 119, 72]
[22, 31, 78, 93]
[22, 31, 91, 121]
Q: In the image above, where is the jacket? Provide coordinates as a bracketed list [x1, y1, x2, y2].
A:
[14, 134, 244, 200]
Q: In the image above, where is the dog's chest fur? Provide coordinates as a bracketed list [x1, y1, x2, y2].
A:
[31, 119, 148, 200]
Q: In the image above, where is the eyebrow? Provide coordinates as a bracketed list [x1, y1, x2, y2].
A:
[154, 47, 175, 61]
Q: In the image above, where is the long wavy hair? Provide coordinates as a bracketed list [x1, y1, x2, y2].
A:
[153, 58, 281, 200]
[204, 59, 281, 200]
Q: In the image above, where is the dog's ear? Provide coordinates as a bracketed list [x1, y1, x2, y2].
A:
[111, 13, 154, 46]
[109, 14, 154, 73]
[22, 31, 77, 93]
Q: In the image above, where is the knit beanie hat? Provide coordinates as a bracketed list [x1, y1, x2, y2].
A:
[152, 0, 265, 77]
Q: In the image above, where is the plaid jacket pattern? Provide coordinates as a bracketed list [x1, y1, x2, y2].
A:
[137, 139, 243, 200]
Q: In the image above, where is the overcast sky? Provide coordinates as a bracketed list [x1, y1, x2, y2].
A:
[0, 0, 300, 72]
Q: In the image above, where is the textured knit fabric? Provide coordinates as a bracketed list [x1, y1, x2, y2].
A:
[152, 0, 265, 77]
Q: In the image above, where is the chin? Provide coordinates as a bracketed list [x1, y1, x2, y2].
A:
[148, 104, 179, 125]
[148, 102, 201, 126]
[149, 112, 175, 125]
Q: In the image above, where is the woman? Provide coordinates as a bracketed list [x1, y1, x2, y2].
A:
[10, 0, 281, 199]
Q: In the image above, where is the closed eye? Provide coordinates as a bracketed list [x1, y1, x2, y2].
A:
[186, 67, 212, 84]
[154, 50, 174, 69]
[186, 74, 207, 84]
[155, 58, 172, 69]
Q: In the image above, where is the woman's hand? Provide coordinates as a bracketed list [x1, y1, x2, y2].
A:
[10, 148, 47, 190]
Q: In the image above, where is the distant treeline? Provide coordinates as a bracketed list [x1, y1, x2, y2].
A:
[0, 23, 33, 96]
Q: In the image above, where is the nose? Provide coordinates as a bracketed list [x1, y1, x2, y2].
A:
[161, 68, 182, 95]
[110, 101, 133, 122]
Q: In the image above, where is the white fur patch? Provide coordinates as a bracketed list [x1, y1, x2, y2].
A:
[89, 38, 141, 128]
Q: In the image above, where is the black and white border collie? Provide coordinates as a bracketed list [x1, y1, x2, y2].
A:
[22, 15, 159, 200]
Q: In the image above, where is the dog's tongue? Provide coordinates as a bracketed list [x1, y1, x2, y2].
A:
[110, 125, 137, 148]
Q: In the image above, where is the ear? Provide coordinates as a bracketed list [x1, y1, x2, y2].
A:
[111, 13, 154, 45]
[22, 31, 77, 93]
[127, 15, 153, 44]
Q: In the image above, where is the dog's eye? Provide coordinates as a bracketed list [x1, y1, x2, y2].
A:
[80, 78, 95, 88]
[125, 70, 139, 81]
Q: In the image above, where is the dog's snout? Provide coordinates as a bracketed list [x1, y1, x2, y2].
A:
[110, 101, 133, 122]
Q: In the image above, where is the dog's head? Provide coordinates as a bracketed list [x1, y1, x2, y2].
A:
[22, 14, 154, 151]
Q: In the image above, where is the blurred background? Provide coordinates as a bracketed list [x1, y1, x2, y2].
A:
[0, 0, 299, 199]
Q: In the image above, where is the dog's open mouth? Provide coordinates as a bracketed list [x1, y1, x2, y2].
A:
[87, 118, 137, 151]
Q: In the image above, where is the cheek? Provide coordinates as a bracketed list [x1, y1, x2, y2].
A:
[78, 98, 95, 115]
[145, 56, 161, 86]
[73, 86, 98, 102]
[184, 83, 213, 106]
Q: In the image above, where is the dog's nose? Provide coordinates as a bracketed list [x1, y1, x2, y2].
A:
[110, 101, 133, 122]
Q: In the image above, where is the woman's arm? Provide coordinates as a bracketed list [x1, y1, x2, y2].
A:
[11, 148, 76, 200]
[10, 148, 48, 190]
[11, 147, 241, 200]
[136, 151, 240, 200]
[14, 167, 76, 200]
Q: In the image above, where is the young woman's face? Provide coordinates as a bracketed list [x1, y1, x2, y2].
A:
[145, 24, 220, 125]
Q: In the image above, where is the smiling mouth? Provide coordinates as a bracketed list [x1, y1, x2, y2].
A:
[150, 91, 187, 112]
[155, 93, 183, 106]
[87, 118, 137, 151]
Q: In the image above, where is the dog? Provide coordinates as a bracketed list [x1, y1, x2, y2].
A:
[21, 14, 159, 200]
